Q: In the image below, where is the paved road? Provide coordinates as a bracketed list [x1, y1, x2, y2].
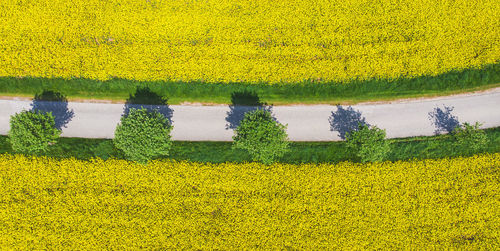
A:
[1, 89, 499, 141]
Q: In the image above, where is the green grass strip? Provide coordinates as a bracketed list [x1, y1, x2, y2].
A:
[1, 127, 499, 163]
[0, 62, 499, 105]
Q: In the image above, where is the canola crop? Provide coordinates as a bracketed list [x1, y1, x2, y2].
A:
[0, 0, 499, 83]
[0, 153, 499, 249]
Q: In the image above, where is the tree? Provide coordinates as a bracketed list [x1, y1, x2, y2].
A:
[8, 110, 60, 154]
[452, 122, 488, 154]
[345, 124, 390, 163]
[113, 108, 173, 164]
[233, 109, 289, 164]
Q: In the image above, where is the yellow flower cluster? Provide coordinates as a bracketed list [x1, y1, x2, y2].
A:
[1, 153, 499, 249]
[0, 0, 498, 83]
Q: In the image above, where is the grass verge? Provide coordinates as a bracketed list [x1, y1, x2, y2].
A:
[0, 62, 499, 105]
[1, 127, 499, 163]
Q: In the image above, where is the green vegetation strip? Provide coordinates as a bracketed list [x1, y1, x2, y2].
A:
[0, 62, 499, 105]
[1, 127, 499, 163]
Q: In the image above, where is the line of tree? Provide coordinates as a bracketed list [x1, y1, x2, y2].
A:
[8, 109, 489, 164]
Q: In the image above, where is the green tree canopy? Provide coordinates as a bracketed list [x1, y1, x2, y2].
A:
[113, 108, 173, 164]
[8, 110, 60, 154]
[233, 109, 289, 164]
[452, 122, 488, 155]
[345, 124, 390, 163]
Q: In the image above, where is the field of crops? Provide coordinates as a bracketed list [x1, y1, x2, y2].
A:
[0, 0, 498, 83]
[1, 153, 498, 249]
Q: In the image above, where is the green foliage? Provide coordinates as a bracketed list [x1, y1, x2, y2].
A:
[8, 110, 60, 154]
[345, 124, 390, 163]
[452, 122, 488, 154]
[0, 62, 498, 105]
[233, 109, 289, 164]
[113, 108, 173, 164]
[2, 128, 500, 165]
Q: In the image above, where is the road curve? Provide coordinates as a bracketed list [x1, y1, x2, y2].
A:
[1, 89, 499, 141]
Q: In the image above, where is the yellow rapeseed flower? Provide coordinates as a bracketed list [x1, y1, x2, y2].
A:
[0, 0, 498, 83]
[0, 153, 499, 249]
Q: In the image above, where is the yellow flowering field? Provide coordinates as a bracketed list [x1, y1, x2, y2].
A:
[0, 0, 498, 83]
[0, 153, 499, 249]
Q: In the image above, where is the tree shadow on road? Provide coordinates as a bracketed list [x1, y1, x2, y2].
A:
[225, 90, 275, 130]
[328, 105, 369, 140]
[123, 86, 174, 124]
[428, 105, 460, 135]
[31, 90, 75, 130]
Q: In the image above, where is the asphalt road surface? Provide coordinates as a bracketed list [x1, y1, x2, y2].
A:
[1, 89, 499, 141]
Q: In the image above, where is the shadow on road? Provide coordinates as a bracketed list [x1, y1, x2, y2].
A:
[428, 105, 460, 134]
[225, 90, 275, 130]
[31, 90, 75, 130]
[328, 105, 369, 139]
[123, 86, 174, 124]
